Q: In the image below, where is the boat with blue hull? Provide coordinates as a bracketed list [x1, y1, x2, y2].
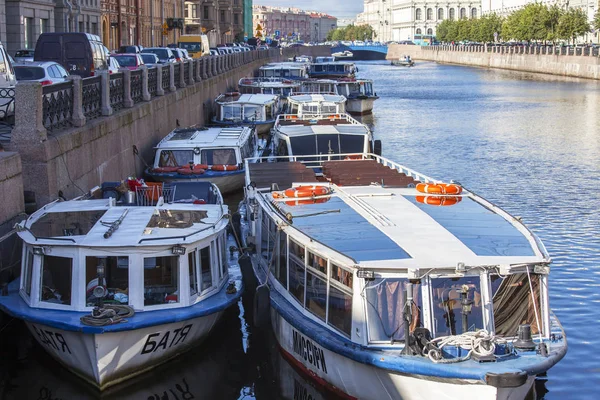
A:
[212, 92, 280, 137]
[146, 126, 265, 195]
[0, 181, 243, 390]
[239, 153, 567, 400]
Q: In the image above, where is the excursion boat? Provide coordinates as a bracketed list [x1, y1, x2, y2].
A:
[212, 92, 280, 136]
[146, 126, 265, 195]
[0, 180, 243, 390]
[284, 93, 347, 117]
[392, 55, 415, 67]
[258, 62, 310, 80]
[332, 50, 354, 60]
[309, 57, 357, 79]
[302, 78, 378, 115]
[270, 113, 373, 160]
[288, 55, 313, 63]
[238, 77, 303, 100]
[239, 154, 567, 400]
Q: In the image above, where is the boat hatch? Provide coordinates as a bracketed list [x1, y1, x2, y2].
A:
[146, 210, 208, 230]
[30, 210, 106, 238]
[405, 196, 536, 257]
[168, 128, 202, 141]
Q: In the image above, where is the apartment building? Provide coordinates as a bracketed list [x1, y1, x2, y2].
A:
[253, 5, 337, 42]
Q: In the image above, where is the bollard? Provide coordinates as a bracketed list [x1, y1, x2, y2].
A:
[119, 68, 134, 108]
[155, 64, 165, 96]
[141, 66, 151, 101]
[11, 81, 47, 146]
[169, 63, 176, 92]
[68, 75, 86, 127]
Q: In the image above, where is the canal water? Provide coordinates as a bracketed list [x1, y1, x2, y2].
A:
[1, 60, 599, 399]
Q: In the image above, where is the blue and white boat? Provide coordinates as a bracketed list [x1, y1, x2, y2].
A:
[284, 93, 347, 117]
[240, 154, 567, 400]
[309, 57, 357, 79]
[258, 62, 310, 80]
[212, 92, 280, 136]
[238, 77, 303, 100]
[146, 125, 265, 195]
[302, 78, 378, 115]
[0, 181, 243, 390]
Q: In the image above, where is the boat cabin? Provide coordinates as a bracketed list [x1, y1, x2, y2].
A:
[15, 181, 231, 313]
[309, 61, 357, 78]
[238, 78, 303, 99]
[258, 62, 310, 79]
[284, 94, 346, 117]
[245, 155, 552, 348]
[271, 113, 371, 161]
[214, 93, 279, 124]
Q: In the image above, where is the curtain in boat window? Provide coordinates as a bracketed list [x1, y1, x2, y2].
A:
[159, 150, 194, 167]
[491, 273, 542, 336]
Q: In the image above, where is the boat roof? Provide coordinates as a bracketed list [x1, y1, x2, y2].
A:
[217, 93, 278, 105]
[274, 114, 368, 136]
[250, 158, 548, 269]
[155, 126, 253, 149]
[288, 94, 346, 104]
[305, 78, 373, 84]
[238, 78, 302, 88]
[260, 63, 308, 70]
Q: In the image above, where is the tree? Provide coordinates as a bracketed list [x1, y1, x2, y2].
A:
[436, 19, 452, 42]
[546, 5, 563, 42]
[593, 9, 600, 31]
[558, 8, 590, 43]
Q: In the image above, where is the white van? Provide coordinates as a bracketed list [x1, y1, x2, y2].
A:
[0, 41, 17, 120]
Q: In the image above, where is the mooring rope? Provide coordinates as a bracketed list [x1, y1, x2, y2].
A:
[80, 305, 135, 326]
[425, 330, 507, 364]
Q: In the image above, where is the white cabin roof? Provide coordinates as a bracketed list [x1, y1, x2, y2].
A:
[154, 126, 253, 149]
[275, 120, 369, 137]
[288, 94, 346, 104]
[217, 94, 278, 106]
[260, 63, 307, 70]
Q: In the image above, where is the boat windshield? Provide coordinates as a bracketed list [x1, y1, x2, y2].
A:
[491, 273, 543, 336]
[288, 134, 365, 158]
[201, 148, 237, 165]
[364, 278, 422, 342]
[159, 150, 195, 167]
[222, 105, 242, 121]
[242, 104, 262, 121]
[430, 276, 484, 337]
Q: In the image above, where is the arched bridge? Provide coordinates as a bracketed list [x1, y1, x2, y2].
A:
[331, 44, 388, 61]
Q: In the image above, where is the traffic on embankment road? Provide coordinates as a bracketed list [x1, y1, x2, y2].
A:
[387, 43, 600, 80]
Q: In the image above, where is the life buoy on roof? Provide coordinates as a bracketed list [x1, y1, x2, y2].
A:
[225, 91, 240, 97]
[211, 164, 239, 171]
[283, 185, 330, 198]
[152, 166, 179, 173]
[416, 195, 462, 207]
[177, 165, 206, 175]
[416, 182, 462, 195]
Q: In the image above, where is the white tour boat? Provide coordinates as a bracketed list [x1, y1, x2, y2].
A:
[212, 92, 280, 136]
[309, 57, 357, 79]
[284, 93, 347, 117]
[146, 125, 265, 195]
[302, 78, 378, 115]
[0, 180, 243, 390]
[239, 154, 567, 400]
[258, 62, 310, 80]
[238, 77, 303, 100]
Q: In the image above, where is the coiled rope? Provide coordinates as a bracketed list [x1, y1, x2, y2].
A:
[425, 330, 506, 364]
[80, 305, 135, 326]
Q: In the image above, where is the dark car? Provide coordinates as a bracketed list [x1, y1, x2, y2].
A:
[118, 45, 141, 54]
[34, 32, 107, 78]
[143, 47, 176, 64]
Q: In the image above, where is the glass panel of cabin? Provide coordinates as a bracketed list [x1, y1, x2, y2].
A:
[289, 257, 305, 305]
[222, 105, 242, 121]
[339, 134, 365, 155]
[143, 256, 180, 305]
[159, 150, 195, 167]
[328, 283, 352, 336]
[348, 83, 361, 97]
[430, 276, 483, 337]
[40, 255, 73, 306]
[331, 263, 353, 289]
[364, 278, 422, 342]
[322, 104, 337, 114]
[200, 246, 212, 292]
[261, 212, 271, 263]
[308, 252, 327, 275]
[201, 148, 236, 165]
[317, 134, 341, 156]
[188, 251, 198, 297]
[275, 231, 288, 288]
[220, 234, 227, 278]
[243, 104, 261, 121]
[490, 273, 543, 336]
[23, 249, 34, 297]
[306, 272, 327, 321]
[265, 104, 274, 119]
[85, 256, 129, 306]
[289, 136, 317, 159]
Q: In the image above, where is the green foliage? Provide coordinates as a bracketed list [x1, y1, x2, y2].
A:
[557, 8, 590, 43]
[594, 9, 600, 31]
[327, 25, 375, 41]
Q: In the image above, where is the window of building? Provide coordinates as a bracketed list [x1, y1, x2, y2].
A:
[220, 10, 225, 22]
[185, 6, 189, 18]
[143, 256, 180, 306]
[204, 6, 209, 20]
[426, 8, 433, 20]
[192, 5, 198, 19]
[41, 255, 73, 306]
[437, 8, 444, 20]
[471, 8, 477, 19]
[24, 17, 34, 49]
[427, 28, 433, 35]
[449, 8, 455, 21]
[416, 28, 422, 35]
[85, 256, 129, 306]
[40, 19, 49, 34]
[415, 9, 422, 21]
[234, 14, 239, 25]
[460, 8, 466, 19]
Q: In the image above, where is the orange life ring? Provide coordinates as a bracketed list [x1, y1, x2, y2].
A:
[285, 197, 329, 206]
[152, 166, 179, 173]
[225, 91, 240, 97]
[416, 183, 462, 195]
[416, 195, 462, 206]
[284, 185, 330, 198]
[177, 167, 206, 175]
[211, 164, 239, 171]
[241, 79, 252, 84]
[344, 155, 362, 160]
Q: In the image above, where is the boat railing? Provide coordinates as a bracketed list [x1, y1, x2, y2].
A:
[245, 153, 437, 186]
[274, 112, 362, 126]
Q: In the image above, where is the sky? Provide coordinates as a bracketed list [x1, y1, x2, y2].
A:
[254, 1, 363, 19]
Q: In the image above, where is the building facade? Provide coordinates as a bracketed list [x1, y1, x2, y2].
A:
[252, 5, 337, 42]
[183, 0, 246, 45]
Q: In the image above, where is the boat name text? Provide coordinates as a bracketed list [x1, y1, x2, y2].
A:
[32, 325, 71, 354]
[292, 329, 328, 374]
[141, 324, 193, 355]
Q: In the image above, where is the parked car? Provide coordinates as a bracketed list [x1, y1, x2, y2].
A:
[14, 49, 35, 62]
[0, 41, 17, 119]
[112, 53, 145, 70]
[13, 61, 70, 85]
[179, 49, 192, 60]
[140, 53, 160, 66]
[170, 48, 185, 62]
[107, 56, 121, 73]
[118, 45, 142, 54]
[34, 32, 107, 78]
[209, 49, 219, 56]
[143, 47, 176, 64]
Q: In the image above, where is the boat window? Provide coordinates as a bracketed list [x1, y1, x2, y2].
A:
[289, 239, 305, 263]
[220, 234, 227, 278]
[340, 134, 366, 154]
[30, 210, 105, 238]
[348, 83, 361, 96]
[322, 105, 337, 114]
[23, 249, 34, 297]
[306, 271, 327, 321]
[214, 241, 222, 280]
[41, 255, 73, 306]
[188, 250, 198, 297]
[331, 263, 352, 289]
[328, 284, 352, 336]
[200, 246, 212, 292]
[276, 139, 289, 156]
[275, 231, 288, 288]
[314, 65, 323, 72]
[159, 150, 195, 167]
[430, 276, 483, 337]
[302, 104, 319, 114]
[261, 212, 276, 263]
[491, 273, 543, 336]
[265, 104, 274, 119]
[289, 104, 298, 114]
[317, 134, 341, 156]
[308, 251, 327, 275]
[85, 256, 129, 306]
[143, 256, 179, 305]
[365, 278, 422, 342]
[222, 104, 242, 121]
[289, 257, 305, 305]
[243, 104, 261, 121]
[201, 148, 236, 165]
[289, 136, 317, 158]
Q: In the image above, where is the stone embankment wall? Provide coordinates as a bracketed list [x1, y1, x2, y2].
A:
[0, 152, 24, 232]
[388, 44, 600, 80]
[2, 46, 329, 224]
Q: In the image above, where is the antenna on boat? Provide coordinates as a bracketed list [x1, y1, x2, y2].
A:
[101, 209, 129, 239]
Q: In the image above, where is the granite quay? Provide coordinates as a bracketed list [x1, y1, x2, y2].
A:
[387, 44, 600, 80]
